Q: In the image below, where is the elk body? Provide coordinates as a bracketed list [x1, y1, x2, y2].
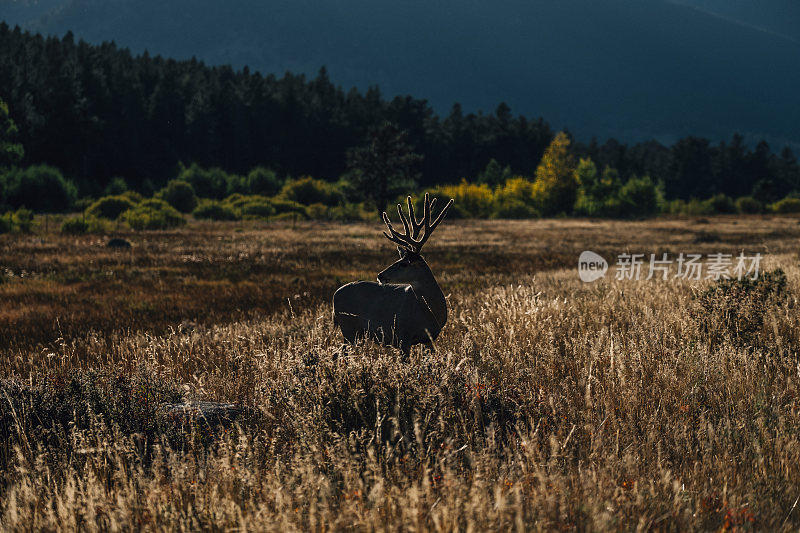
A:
[333, 194, 454, 356]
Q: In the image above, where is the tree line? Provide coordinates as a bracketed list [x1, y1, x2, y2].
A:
[0, 23, 799, 206]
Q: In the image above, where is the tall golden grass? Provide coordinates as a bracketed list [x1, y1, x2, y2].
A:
[2, 216, 800, 530]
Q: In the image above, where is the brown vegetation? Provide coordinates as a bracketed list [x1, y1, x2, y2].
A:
[2, 215, 800, 529]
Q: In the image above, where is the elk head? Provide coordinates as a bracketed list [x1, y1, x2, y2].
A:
[377, 193, 454, 287]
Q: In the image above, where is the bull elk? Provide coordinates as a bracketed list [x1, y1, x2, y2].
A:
[333, 193, 454, 356]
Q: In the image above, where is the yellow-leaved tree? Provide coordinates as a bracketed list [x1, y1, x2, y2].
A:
[531, 132, 578, 216]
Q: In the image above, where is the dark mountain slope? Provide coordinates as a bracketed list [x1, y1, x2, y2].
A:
[2, 0, 799, 146]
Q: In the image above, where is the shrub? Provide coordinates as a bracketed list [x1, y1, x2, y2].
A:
[667, 198, 714, 216]
[0, 368, 182, 470]
[434, 180, 494, 218]
[305, 203, 330, 220]
[86, 195, 137, 220]
[121, 190, 144, 204]
[60, 216, 109, 235]
[279, 176, 344, 206]
[0, 210, 32, 233]
[771, 197, 800, 214]
[327, 202, 370, 221]
[705, 194, 736, 214]
[735, 196, 763, 214]
[224, 194, 275, 219]
[246, 167, 282, 196]
[665, 199, 686, 215]
[193, 199, 240, 221]
[2, 165, 78, 212]
[695, 269, 788, 348]
[271, 198, 307, 215]
[334, 174, 363, 203]
[496, 176, 535, 207]
[60, 217, 89, 235]
[0, 212, 12, 233]
[124, 198, 185, 230]
[491, 197, 539, 219]
[157, 180, 198, 213]
[617, 176, 661, 217]
[178, 163, 229, 199]
[86, 216, 112, 233]
[574, 193, 605, 217]
[11, 208, 33, 232]
[104, 176, 129, 195]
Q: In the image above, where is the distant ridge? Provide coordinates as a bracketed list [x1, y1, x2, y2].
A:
[2, 0, 799, 148]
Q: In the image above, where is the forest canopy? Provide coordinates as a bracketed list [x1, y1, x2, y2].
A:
[0, 23, 799, 212]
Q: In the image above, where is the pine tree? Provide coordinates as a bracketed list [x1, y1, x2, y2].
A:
[477, 158, 512, 187]
[346, 122, 422, 216]
[532, 131, 578, 216]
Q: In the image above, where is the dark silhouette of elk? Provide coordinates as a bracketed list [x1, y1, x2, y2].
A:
[333, 193, 454, 356]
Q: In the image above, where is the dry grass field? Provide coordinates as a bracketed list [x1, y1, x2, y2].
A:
[2, 215, 800, 530]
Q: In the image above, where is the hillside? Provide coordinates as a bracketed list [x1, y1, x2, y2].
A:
[2, 0, 799, 147]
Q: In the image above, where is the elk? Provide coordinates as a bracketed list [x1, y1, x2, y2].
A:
[333, 193, 454, 357]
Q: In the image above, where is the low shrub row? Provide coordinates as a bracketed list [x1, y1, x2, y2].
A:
[4, 160, 800, 229]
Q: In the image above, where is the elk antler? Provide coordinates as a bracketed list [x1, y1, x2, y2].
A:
[382, 193, 454, 253]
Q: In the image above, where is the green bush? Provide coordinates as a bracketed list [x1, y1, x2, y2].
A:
[124, 198, 186, 230]
[491, 197, 539, 219]
[121, 190, 144, 204]
[327, 202, 370, 221]
[305, 203, 331, 220]
[60, 216, 109, 235]
[11, 208, 33, 232]
[178, 163, 229, 199]
[223, 194, 275, 219]
[0, 212, 12, 233]
[2, 165, 78, 212]
[156, 180, 198, 213]
[334, 174, 363, 203]
[667, 198, 714, 216]
[279, 176, 344, 206]
[246, 167, 283, 196]
[193, 199, 240, 221]
[271, 198, 307, 215]
[617, 176, 661, 217]
[87, 217, 112, 233]
[771, 197, 800, 214]
[86, 195, 137, 220]
[705, 194, 736, 214]
[735, 196, 763, 214]
[665, 199, 686, 215]
[61, 217, 90, 235]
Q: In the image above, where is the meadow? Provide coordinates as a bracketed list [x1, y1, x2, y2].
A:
[2, 215, 800, 530]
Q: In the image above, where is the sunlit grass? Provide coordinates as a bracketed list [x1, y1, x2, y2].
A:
[1, 215, 799, 529]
